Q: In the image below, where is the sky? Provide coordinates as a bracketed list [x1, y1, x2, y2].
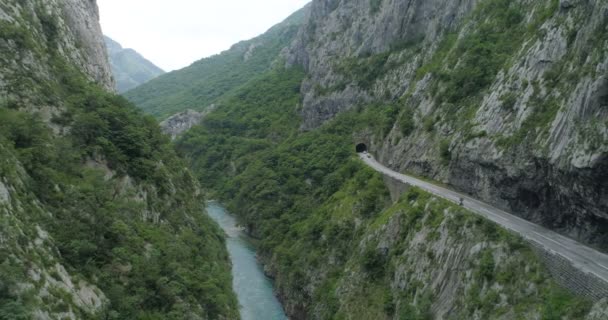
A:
[97, 0, 310, 71]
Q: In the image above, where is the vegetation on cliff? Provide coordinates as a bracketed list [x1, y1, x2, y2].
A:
[0, 1, 238, 318]
[175, 66, 593, 318]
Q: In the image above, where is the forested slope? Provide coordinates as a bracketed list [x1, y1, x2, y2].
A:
[124, 5, 310, 119]
[0, 1, 237, 318]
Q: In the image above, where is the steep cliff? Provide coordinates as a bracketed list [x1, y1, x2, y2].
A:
[160, 108, 209, 140]
[284, 0, 608, 249]
[0, 0, 114, 94]
[104, 36, 165, 93]
[0, 0, 237, 319]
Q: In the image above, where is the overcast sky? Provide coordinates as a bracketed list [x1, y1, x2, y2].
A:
[97, 0, 309, 71]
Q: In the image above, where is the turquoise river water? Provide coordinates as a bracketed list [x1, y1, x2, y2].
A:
[206, 202, 288, 320]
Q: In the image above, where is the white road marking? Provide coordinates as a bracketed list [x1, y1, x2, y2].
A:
[533, 231, 566, 248]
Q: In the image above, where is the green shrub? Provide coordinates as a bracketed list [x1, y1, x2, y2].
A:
[362, 247, 387, 279]
[36, 7, 59, 45]
[383, 289, 395, 315]
[407, 189, 421, 202]
[423, 117, 436, 132]
[439, 140, 451, 163]
[500, 92, 517, 110]
[541, 285, 592, 320]
[0, 301, 29, 320]
[478, 249, 495, 281]
[399, 109, 415, 136]
[0, 20, 36, 50]
[370, 0, 383, 14]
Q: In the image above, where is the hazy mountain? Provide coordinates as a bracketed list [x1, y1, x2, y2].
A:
[124, 5, 310, 119]
[104, 36, 165, 93]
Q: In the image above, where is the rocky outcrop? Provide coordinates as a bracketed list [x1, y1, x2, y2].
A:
[0, 0, 115, 101]
[0, 143, 107, 318]
[160, 108, 208, 140]
[285, 0, 608, 249]
[285, 0, 477, 129]
[61, 0, 115, 90]
[264, 182, 603, 319]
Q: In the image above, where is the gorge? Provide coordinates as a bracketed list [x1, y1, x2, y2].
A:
[1, 0, 607, 319]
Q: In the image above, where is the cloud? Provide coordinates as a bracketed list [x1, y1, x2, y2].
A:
[97, 0, 309, 71]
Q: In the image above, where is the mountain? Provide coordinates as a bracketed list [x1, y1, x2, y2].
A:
[124, 5, 311, 119]
[129, 0, 608, 318]
[104, 36, 165, 93]
[0, 1, 237, 318]
[283, 0, 608, 248]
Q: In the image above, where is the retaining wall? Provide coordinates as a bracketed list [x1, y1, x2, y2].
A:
[530, 242, 608, 301]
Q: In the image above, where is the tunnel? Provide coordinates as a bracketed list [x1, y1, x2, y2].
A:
[356, 143, 368, 153]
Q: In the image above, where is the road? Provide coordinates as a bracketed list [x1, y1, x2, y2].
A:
[359, 153, 608, 284]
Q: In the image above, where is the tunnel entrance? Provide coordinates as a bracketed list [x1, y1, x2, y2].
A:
[356, 143, 368, 153]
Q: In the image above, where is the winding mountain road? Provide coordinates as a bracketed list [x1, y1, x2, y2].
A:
[359, 153, 608, 284]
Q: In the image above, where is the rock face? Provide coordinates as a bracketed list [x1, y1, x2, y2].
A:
[285, 0, 477, 129]
[160, 108, 206, 140]
[0, 0, 115, 101]
[104, 36, 165, 93]
[284, 0, 608, 249]
[61, 0, 115, 91]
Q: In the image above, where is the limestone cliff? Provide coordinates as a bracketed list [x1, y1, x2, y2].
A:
[284, 0, 608, 249]
[0, 0, 114, 94]
[160, 108, 214, 140]
[0, 1, 115, 317]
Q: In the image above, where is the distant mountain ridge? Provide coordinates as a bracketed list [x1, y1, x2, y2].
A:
[104, 36, 165, 93]
[124, 4, 311, 119]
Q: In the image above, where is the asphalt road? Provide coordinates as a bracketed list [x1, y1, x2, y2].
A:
[359, 153, 608, 283]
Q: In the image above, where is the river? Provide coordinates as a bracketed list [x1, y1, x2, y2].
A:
[206, 202, 288, 320]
